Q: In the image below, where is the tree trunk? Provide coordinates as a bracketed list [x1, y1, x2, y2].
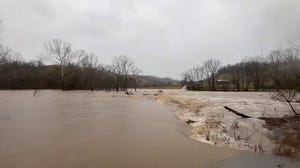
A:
[134, 77, 137, 92]
[212, 73, 215, 90]
[61, 64, 65, 90]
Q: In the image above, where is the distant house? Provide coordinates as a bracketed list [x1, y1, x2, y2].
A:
[216, 79, 230, 90]
[171, 82, 181, 86]
[187, 80, 205, 90]
[187, 79, 232, 91]
[216, 79, 230, 85]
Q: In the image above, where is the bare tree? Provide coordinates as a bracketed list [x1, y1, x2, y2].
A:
[194, 65, 204, 82]
[43, 39, 74, 90]
[11, 52, 24, 63]
[112, 55, 135, 91]
[80, 52, 98, 90]
[241, 61, 253, 90]
[131, 67, 142, 91]
[285, 44, 300, 88]
[191, 65, 205, 90]
[204, 59, 221, 90]
[268, 49, 285, 88]
[231, 64, 242, 91]
[182, 68, 198, 90]
[243, 56, 266, 91]
[0, 45, 12, 64]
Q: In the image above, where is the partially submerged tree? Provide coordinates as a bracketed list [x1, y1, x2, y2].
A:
[131, 67, 142, 91]
[112, 55, 136, 91]
[80, 52, 98, 90]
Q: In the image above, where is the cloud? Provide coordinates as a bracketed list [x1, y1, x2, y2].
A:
[0, 0, 300, 78]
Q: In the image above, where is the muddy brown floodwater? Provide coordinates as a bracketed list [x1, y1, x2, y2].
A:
[0, 90, 299, 168]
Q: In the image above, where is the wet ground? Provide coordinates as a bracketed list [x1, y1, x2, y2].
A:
[0, 90, 299, 168]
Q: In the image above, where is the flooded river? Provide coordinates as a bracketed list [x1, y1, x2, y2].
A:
[0, 90, 299, 168]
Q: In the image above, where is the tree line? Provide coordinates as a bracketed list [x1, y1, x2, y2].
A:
[182, 44, 300, 91]
[0, 38, 140, 90]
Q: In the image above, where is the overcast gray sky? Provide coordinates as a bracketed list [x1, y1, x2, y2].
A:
[0, 0, 300, 79]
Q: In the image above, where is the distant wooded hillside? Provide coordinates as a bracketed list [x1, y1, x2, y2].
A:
[137, 75, 179, 87]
